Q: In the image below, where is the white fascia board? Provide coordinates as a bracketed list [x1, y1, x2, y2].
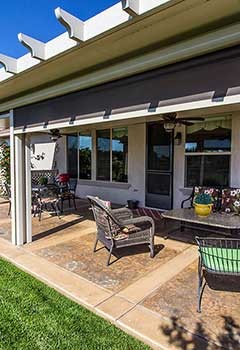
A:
[45, 32, 78, 59]
[0, 67, 13, 81]
[0, 52, 40, 78]
[0, 54, 18, 74]
[121, 0, 140, 16]
[55, 7, 85, 43]
[18, 33, 46, 60]
[17, 53, 40, 73]
[140, 0, 172, 13]
[84, 3, 130, 41]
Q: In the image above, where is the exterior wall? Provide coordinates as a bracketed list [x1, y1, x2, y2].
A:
[30, 113, 240, 209]
[76, 123, 146, 206]
[30, 134, 67, 173]
[173, 125, 187, 209]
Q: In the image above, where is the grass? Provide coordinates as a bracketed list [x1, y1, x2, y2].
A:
[0, 259, 151, 350]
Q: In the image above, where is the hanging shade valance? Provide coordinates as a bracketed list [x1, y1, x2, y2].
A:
[187, 116, 232, 134]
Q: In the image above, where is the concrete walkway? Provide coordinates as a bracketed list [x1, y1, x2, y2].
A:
[0, 237, 203, 350]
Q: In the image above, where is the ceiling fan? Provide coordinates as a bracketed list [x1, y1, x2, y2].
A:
[42, 129, 69, 142]
[160, 112, 205, 132]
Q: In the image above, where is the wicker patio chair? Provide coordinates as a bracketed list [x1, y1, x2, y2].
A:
[196, 236, 240, 312]
[87, 196, 155, 266]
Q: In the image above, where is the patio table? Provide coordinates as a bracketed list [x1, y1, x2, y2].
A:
[162, 208, 240, 237]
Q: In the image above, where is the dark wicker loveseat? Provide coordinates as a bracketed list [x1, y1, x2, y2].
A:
[87, 196, 155, 266]
[181, 186, 240, 214]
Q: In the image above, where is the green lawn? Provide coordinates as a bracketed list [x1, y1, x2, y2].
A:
[0, 259, 151, 350]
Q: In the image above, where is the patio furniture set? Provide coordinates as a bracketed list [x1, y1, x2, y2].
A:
[88, 186, 240, 312]
[32, 174, 77, 220]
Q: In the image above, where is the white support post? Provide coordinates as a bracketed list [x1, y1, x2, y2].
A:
[14, 134, 25, 245]
[12, 132, 32, 245]
[10, 110, 16, 245]
[25, 134, 32, 243]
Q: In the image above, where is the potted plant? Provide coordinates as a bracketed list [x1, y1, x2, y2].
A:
[39, 176, 48, 186]
[194, 193, 213, 217]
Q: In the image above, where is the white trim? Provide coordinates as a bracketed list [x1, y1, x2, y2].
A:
[1, 22, 240, 113]
[185, 152, 231, 156]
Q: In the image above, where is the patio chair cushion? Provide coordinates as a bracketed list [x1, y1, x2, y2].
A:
[193, 186, 220, 211]
[221, 188, 240, 213]
[201, 247, 240, 273]
[96, 197, 111, 209]
[106, 223, 142, 241]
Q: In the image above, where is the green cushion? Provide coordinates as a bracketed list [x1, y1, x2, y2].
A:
[201, 247, 240, 273]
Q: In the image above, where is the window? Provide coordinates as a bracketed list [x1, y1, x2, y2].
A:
[185, 117, 231, 187]
[112, 128, 128, 183]
[96, 128, 128, 182]
[67, 127, 128, 183]
[67, 134, 78, 178]
[79, 132, 92, 180]
[96, 129, 111, 181]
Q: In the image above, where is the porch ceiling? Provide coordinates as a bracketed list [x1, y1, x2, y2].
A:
[0, 0, 239, 108]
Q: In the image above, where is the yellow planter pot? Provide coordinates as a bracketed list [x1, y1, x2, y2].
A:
[194, 203, 213, 217]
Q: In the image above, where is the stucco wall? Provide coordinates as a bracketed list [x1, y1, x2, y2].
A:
[30, 134, 67, 173]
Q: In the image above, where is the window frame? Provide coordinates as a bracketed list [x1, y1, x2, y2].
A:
[67, 126, 129, 184]
[184, 119, 232, 188]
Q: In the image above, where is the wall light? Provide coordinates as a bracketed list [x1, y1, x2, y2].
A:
[174, 132, 182, 146]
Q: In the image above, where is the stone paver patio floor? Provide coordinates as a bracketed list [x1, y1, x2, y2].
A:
[0, 200, 240, 349]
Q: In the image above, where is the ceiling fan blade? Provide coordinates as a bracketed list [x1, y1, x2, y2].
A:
[179, 120, 194, 126]
[162, 112, 177, 121]
[177, 117, 205, 121]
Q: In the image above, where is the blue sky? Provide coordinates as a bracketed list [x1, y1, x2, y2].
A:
[0, 0, 119, 58]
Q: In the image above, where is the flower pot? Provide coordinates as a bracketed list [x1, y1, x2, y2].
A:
[127, 200, 139, 210]
[194, 203, 213, 217]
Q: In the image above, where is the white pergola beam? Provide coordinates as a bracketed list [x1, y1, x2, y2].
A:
[0, 54, 18, 74]
[18, 33, 46, 60]
[84, 3, 130, 41]
[122, 0, 140, 16]
[55, 7, 85, 43]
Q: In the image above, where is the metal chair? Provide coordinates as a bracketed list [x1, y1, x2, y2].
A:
[196, 236, 240, 312]
[59, 179, 77, 213]
[36, 185, 61, 221]
[87, 196, 155, 266]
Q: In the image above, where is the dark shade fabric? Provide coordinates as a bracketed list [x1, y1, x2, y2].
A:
[14, 45, 240, 128]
